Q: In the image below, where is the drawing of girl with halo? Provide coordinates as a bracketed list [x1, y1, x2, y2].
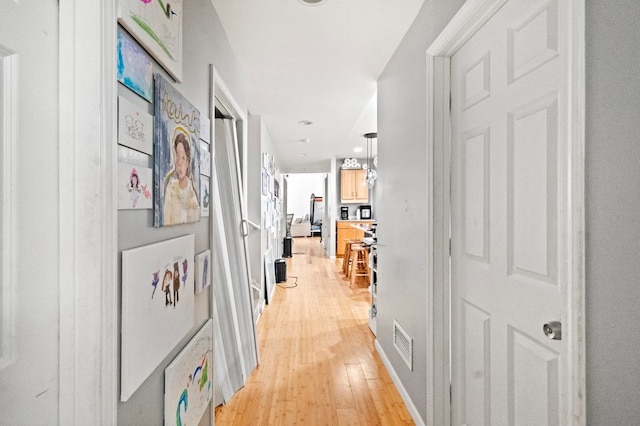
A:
[162, 127, 200, 225]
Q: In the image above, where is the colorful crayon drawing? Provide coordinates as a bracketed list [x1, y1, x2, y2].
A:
[118, 163, 153, 210]
[164, 320, 213, 426]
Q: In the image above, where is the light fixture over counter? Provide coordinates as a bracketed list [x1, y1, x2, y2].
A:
[364, 132, 377, 188]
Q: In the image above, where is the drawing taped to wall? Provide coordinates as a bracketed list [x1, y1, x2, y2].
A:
[118, 0, 183, 82]
[121, 234, 195, 401]
[200, 116, 211, 144]
[118, 96, 153, 155]
[194, 250, 211, 294]
[164, 319, 213, 426]
[200, 178, 210, 217]
[199, 141, 211, 177]
[118, 162, 153, 210]
[154, 74, 201, 227]
[117, 30, 153, 102]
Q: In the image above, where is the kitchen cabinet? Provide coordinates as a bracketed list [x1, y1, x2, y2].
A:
[336, 220, 374, 257]
[340, 169, 368, 203]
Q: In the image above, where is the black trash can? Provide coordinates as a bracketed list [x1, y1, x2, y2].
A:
[283, 236, 292, 258]
[275, 258, 287, 283]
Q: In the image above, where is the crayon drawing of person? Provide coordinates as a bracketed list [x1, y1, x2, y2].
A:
[127, 168, 142, 208]
[163, 128, 200, 225]
[161, 269, 173, 306]
[172, 262, 180, 307]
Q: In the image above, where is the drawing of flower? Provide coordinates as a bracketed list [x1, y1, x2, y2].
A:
[140, 0, 151, 3]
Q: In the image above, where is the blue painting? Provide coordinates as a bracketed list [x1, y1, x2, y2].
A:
[154, 74, 201, 227]
[117, 30, 153, 102]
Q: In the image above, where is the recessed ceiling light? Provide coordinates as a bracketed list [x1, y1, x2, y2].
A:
[353, 147, 363, 153]
[298, 120, 313, 126]
[299, 138, 311, 143]
[298, 0, 327, 6]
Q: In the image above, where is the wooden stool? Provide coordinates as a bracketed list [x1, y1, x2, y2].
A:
[342, 239, 362, 276]
[349, 246, 369, 287]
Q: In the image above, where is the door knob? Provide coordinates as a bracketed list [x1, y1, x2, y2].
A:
[543, 321, 562, 340]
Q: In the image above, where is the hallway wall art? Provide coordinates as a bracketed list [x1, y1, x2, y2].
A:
[153, 74, 201, 227]
[194, 250, 211, 294]
[164, 319, 213, 426]
[121, 234, 195, 401]
[118, 0, 183, 82]
[117, 30, 153, 102]
[118, 162, 153, 210]
[118, 95, 153, 154]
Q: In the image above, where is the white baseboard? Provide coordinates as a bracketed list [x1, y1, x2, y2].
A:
[375, 339, 426, 426]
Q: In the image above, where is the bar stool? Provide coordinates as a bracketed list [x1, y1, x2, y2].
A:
[342, 239, 362, 276]
[349, 245, 369, 288]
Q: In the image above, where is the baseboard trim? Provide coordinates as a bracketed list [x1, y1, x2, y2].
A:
[375, 339, 426, 426]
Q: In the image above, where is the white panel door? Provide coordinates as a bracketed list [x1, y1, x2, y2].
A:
[0, 0, 60, 422]
[450, 0, 571, 424]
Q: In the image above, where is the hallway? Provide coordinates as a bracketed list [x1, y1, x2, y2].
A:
[215, 237, 414, 425]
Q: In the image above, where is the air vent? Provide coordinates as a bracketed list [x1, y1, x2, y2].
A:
[393, 319, 413, 370]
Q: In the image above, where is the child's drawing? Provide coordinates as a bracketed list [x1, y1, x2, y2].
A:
[153, 74, 201, 226]
[199, 140, 211, 177]
[118, 163, 153, 210]
[118, 96, 153, 154]
[194, 250, 211, 294]
[164, 320, 213, 426]
[200, 179, 210, 217]
[117, 30, 153, 102]
[118, 0, 183, 82]
[121, 234, 195, 401]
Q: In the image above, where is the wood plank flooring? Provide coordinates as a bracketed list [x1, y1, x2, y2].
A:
[214, 237, 415, 425]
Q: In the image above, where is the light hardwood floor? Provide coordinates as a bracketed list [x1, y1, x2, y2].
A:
[214, 237, 415, 425]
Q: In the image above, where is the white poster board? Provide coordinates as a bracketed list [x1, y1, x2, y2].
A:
[118, 95, 154, 155]
[121, 234, 195, 401]
[164, 319, 213, 426]
[118, 0, 183, 82]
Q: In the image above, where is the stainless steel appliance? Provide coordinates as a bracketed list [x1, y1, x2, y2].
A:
[358, 205, 372, 219]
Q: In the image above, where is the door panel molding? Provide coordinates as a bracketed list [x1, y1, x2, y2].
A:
[425, 0, 585, 425]
[0, 46, 17, 371]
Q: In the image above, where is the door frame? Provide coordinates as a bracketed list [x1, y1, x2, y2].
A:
[425, 0, 586, 425]
[59, 0, 118, 424]
[210, 65, 260, 367]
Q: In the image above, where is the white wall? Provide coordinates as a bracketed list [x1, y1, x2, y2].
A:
[285, 173, 325, 220]
[376, 0, 465, 422]
[585, 1, 640, 423]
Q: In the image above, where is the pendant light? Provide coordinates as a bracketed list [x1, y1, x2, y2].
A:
[364, 132, 377, 188]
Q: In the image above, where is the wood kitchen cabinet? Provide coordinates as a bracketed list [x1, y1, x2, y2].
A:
[336, 221, 373, 257]
[340, 169, 368, 203]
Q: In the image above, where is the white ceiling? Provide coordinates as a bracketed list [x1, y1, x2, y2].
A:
[210, 0, 425, 173]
